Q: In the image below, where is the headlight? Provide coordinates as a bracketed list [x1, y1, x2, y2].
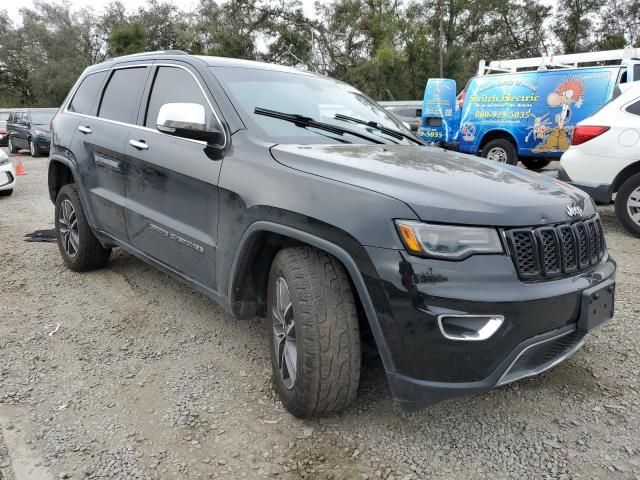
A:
[0, 152, 8, 166]
[34, 129, 50, 137]
[396, 221, 503, 260]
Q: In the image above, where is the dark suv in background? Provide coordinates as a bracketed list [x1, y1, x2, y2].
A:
[48, 51, 615, 417]
[7, 108, 57, 156]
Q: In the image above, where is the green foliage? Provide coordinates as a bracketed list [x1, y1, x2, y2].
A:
[0, 0, 638, 108]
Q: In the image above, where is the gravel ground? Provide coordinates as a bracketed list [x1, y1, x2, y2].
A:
[0, 150, 638, 480]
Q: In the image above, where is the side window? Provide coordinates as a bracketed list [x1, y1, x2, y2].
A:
[21, 113, 30, 124]
[626, 100, 640, 116]
[98, 67, 148, 123]
[68, 71, 107, 115]
[145, 66, 215, 129]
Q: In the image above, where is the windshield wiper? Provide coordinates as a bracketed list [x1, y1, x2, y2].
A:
[254, 108, 385, 145]
[334, 113, 424, 145]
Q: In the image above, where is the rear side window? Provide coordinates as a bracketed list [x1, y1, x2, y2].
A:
[68, 71, 107, 115]
[98, 67, 148, 123]
[144, 66, 214, 128]
[626, 99, 640, 116]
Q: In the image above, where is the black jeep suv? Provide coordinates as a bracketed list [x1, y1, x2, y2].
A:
[48, 51, 616, 417]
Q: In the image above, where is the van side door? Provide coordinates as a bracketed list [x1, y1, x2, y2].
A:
[123, 63, 225, 290]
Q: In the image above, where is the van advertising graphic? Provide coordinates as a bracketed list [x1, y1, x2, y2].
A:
[419, 78, 457, 143]
[454, 68, 614, 158]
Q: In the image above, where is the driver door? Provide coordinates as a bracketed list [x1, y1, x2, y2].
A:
[123, 63, 224, 289]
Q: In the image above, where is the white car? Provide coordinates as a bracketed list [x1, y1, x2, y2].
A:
[0, 150, 15, 196]
[560, 81, 640, 236]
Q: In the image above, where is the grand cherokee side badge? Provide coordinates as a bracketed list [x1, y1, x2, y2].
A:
[566, 202, 583, 218]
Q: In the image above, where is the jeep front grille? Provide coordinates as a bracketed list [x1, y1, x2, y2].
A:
[505, 216, 606, 280]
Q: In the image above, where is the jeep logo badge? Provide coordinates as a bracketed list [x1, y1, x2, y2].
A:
[566, 203, 583, 218]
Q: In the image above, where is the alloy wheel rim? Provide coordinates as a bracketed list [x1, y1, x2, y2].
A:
[272, 276, 297, 389]
[30, 141, 35, 156]
[627, 187, 640, 227]
[487, 147, 507, 163]
[8, 138, 12, 151]
[58, 199, 79, 258]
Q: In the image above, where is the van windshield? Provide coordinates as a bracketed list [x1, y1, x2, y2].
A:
[31, 111, 56, 125]
[211, 66, 418, 145]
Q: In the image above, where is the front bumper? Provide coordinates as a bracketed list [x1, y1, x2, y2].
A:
[364, 246, 616, 412]
[34, 135, 51, 152]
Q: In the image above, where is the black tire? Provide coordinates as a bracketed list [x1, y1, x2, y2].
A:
[0, 189, 13, 197]
[521, 158, 552, 170]
[8, 137, 18, 154]
[55, 184, 111, 271]
[266, 246, 361, 418]
[481, 138, 518, 166]
[615, 172, 640, 237]
[29, 139, 40, 157]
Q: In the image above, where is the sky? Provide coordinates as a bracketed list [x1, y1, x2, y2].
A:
[2, 0, 323, 23]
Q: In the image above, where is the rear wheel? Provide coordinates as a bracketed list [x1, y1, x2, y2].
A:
[8, 137, 18, 154]
[615, 172, 640, 237]
[266, 246, 361, 418]
[481, 138, 518, 166]
[55, 184, 111, 271]
[521, 158, 552, 170]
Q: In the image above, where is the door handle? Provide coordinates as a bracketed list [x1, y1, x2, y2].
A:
[129, 139, 149, 151]
[78, 125, 92, 134]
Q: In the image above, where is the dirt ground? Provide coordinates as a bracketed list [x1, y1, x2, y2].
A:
[0, 150, 639, 480]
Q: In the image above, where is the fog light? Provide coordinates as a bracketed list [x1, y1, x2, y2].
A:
[437, 315, 504, 341]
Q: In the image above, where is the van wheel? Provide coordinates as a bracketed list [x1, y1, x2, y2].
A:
[8, 137, 18, 154]
[266, 246, 360, 418]
[482, 139, 518, 166]
[29, 139, 40, 157]
[55, 184, 111, 271]
[521, 158, 552, 170]
[615, 172, 640, 237]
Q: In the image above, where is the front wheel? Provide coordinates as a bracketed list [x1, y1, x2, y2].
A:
[481, 139, 518, 166]
[615, 172, 640, 237]
[55, 184, 111, 271]
[29, 139, 40, 157]
[521, 158, 552, 170]
[267, 247, 361, 418]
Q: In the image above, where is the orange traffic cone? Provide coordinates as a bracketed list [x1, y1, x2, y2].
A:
[15, 156, 26, 176]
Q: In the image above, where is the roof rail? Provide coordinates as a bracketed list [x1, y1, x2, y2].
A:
[478, 47, 640, 76]
[110, 50, 189, 60]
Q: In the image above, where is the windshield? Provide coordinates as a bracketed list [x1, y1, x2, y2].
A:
[30, 111, 56, 125]
[211, 67, 417, 145]
[0, 113, 9, 122]
[0, 121, 6, 128]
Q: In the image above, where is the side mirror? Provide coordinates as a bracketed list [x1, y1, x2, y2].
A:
[157, 102, 224, 146]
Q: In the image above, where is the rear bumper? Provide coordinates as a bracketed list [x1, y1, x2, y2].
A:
[363, 246, 616, 411]
[558, 167, 611, 204]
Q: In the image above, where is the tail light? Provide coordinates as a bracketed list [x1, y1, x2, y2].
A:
[571, 125, 610, 146]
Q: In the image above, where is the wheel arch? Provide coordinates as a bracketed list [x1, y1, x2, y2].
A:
[48, 156, 77, 203]
[478, 129, 519, 154]
[228, 221, 396, 371]
[611, 160, 640, 194]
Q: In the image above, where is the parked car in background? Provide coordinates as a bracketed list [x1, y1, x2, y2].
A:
[379, 101, 422, 131]
[0, 150, 16, 196]
[560, 81, 640, 237]
[7, 108, 57, 157]
[49, 51, 615, 417]
[0, 110, 11, 146]
[420, 48, 640, 169]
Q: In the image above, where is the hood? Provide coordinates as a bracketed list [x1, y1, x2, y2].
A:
[270, 144, 594, 227]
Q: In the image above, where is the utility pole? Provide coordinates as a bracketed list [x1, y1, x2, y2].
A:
[438, 0, 444, 78]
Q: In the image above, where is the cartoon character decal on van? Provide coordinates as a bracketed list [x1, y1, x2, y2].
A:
[531, 77, 585, 152]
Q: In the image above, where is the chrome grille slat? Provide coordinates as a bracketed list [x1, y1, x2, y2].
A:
[506, 216, 606, 281]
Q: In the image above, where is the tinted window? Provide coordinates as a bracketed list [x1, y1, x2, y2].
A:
[99, 67, 148, 123]
[626, 100, 640, 116]
[145, 67, 214, 128]
[68, 71, 107, 115]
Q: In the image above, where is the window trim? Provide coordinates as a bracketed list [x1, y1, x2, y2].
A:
[63, 62, 227, 149]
